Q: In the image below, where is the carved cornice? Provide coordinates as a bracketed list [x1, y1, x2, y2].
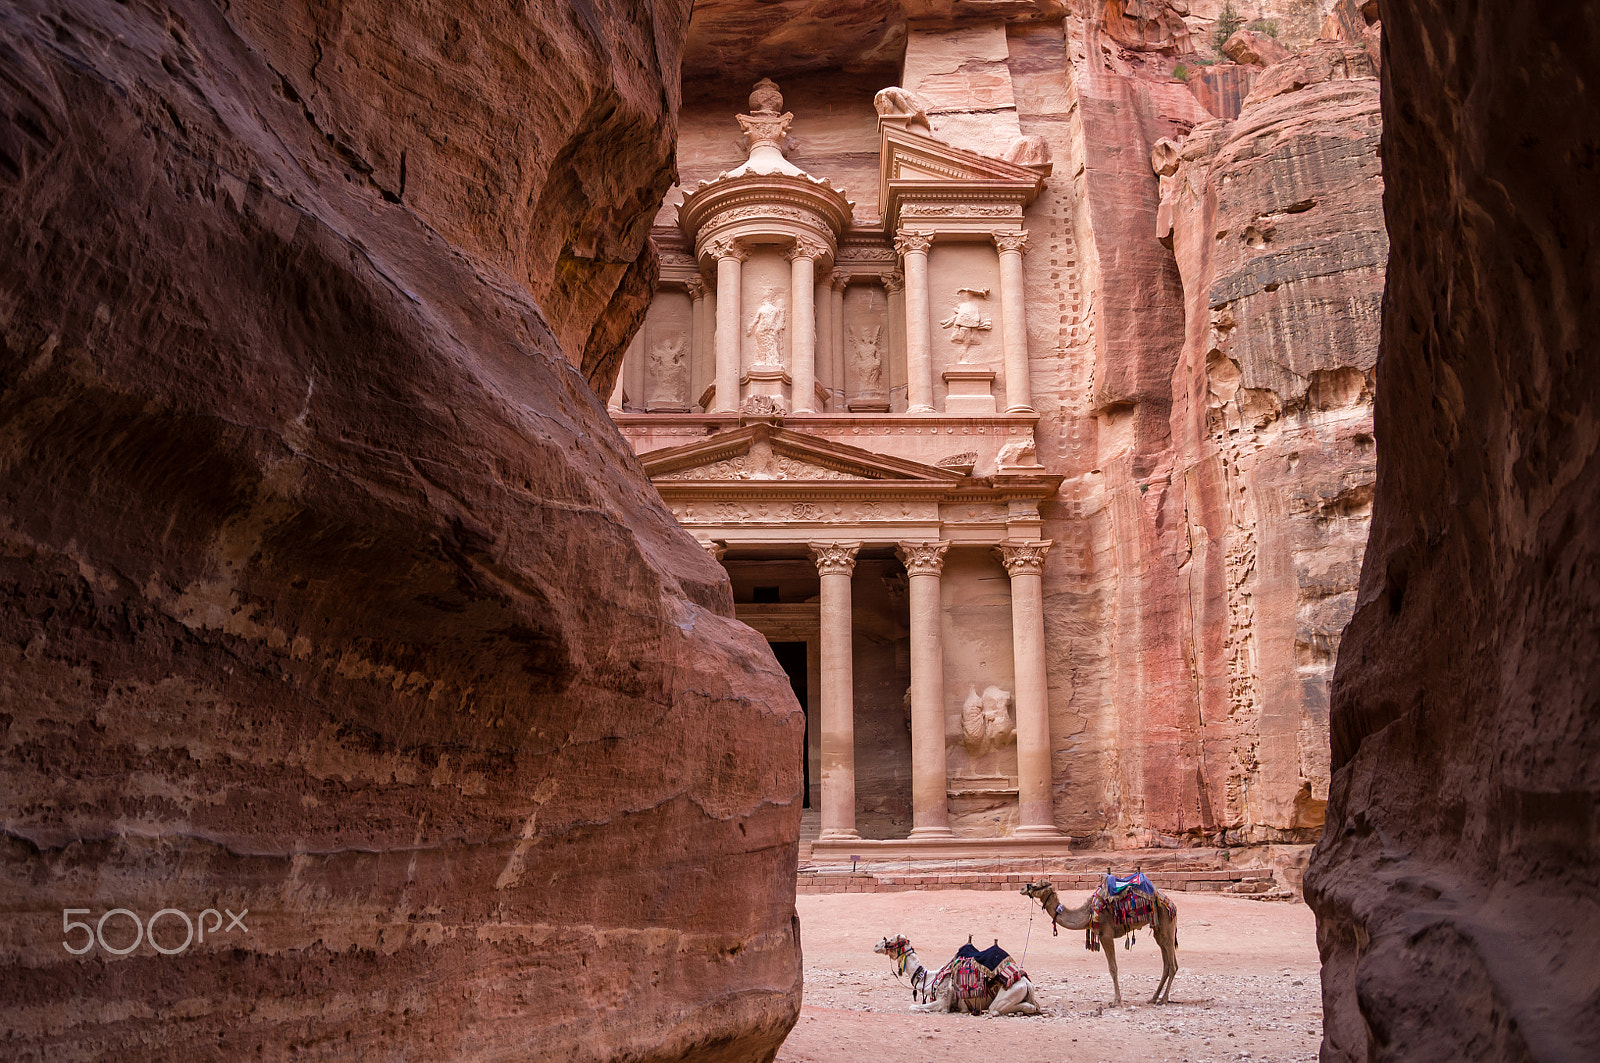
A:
[897, 540, 951, 576]
[992, 230, 1031, 255]
[995, 539, 1052, 577]
[894, 230, 934, 257]
[809, 541, 862, 576]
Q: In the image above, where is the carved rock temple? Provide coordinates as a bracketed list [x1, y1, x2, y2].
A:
[612, 5, 1385, 864]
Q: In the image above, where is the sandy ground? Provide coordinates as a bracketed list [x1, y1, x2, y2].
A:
[777, 890, 1321, 1063]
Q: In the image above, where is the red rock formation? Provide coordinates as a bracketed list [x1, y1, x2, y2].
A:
[1221, 28, 1291, 67]
[1157, 41, 1384, 852]
[1306, 2, 1600, 1059]
[0, 1, 801, 1060]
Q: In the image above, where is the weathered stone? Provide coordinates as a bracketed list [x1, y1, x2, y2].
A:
[1306, 2, 1600, 1060]
[0, 1, 801, 1060]
[1221, 29, 1292, 67]
[1152, 38, 1384, 845]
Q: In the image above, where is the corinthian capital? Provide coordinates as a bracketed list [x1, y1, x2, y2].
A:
[897, 540, 951, 577]
[786, 236, 829, 262]
[880, 270, 905, 295]
[706, 238, 748, 263]
[893, 230, 934, 257]
[992, 230, 1031, 255]
[809, 540, 862, 577]
[994, 539, 1052, 577]
[685, 277, 707, 300]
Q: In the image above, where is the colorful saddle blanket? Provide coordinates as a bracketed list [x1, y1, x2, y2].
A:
[929, 944, 1029, 1008]
[1091, 871, 1160, 932]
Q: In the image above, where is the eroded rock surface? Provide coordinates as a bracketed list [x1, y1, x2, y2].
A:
[1306, 2, 1600, 1060]
[1156, 41, 1384, 845]
[0, 1, 801, 1060]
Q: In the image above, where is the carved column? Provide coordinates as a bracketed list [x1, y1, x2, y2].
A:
[898, 540, 954, 839]
[996, 540, 1059, 836]
[895, 230, 935, 413]
[811, 540, 862, 840]
[828, 270, 848, 410]
[993, 230, 1034, 413]
[787, 239, 824, 413]
[814, 273, 833, 408]
[881, 271, 906, 412]
[606, 361, 626, 413]
[710, 239, 747, 413]
[686, 277, 709, 409]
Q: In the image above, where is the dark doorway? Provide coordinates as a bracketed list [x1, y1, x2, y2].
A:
[769, 641, 809, 808]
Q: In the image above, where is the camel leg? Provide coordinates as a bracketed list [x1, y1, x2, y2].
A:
[986, 979, 1040, 1016]
[1156, 924, 1179, 1004]
[1101, 930, 1122, 1006]
[911, 986, 952, 1013]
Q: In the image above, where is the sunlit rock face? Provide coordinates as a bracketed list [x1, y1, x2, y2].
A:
[1156, 41, 1384, 849]
[1306, 3, 1600, 1060]
[0, 1, 802, 1060]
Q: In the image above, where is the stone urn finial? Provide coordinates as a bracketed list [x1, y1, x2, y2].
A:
[749, 77, 783, 115]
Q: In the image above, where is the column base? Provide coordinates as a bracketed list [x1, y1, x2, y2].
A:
[1004, 403, 1037, 415]
[907, 826, 957, 840]
[819, 828, 861, 841]
[1013, 824, 1064, 838]
[907, 403, 936, 414]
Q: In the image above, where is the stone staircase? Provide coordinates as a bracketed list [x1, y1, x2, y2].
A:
[797, 808, 820, 864]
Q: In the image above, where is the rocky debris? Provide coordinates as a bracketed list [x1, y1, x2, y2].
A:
[1221, 29, 1291, 67]
[1152, 38, 1384, 848]
[0, 0, 801, 1060]
[1307, 1, 1600, 1060]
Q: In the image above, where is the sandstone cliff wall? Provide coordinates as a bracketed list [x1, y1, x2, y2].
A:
[0, 1, 802, 1060]
[1306, 3, 1600, 1059]
[1157, 43, 1382, 847]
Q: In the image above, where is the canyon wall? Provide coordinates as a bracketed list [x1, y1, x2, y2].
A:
[0, 1, 802, 1061]
[1034, 3, 1384, 853]
[1306, 2, 1600, 1059]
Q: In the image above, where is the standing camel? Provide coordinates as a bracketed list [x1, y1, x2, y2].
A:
[1020, 877, 1179, 1005]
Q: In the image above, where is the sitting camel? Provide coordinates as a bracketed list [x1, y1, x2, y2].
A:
[874, 935, 1041, 1015]
[1021, 876, 1179, 1006]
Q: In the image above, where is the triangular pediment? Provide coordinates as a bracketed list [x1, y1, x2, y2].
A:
[880, 123, 1047, 187]
[878, 123, 1047, 231]
[641, 424, 967, 484]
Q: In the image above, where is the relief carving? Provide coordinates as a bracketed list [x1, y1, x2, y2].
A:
[995, 437, 1040, 468]
[645, 334, 688, 406]
[847, 324, 884, 396]
[940, 287, 992, 362]
[747, 288, 788, 367]
[960, 684, 1016, 756]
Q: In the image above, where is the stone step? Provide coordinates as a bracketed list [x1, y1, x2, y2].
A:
[796, 865, 1284, 896]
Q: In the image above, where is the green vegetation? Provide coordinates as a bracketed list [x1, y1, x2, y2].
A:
[1247, 18, 1280, 37]
[1213, 2, 1245, 51]
[1173, 62, 1189, 81]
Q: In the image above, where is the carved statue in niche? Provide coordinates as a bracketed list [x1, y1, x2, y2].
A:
[960, 684, 1015, 757]
[940, 287, 992, 361]
[847, 324, 884, 394]
[645, 334, 688, 405]
[747, 288, 787, 366]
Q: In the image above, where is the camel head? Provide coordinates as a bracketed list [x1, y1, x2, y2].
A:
[874, 935, 910, 958]
[1020, 880, 1054, 901]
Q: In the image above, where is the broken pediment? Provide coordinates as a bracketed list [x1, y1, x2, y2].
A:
[641, 424, 968, 484]
[879, 121, 1048, 231]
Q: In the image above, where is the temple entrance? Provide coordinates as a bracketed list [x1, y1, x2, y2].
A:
[727, 546, 913, 836]
[769, 641, 809, 807]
